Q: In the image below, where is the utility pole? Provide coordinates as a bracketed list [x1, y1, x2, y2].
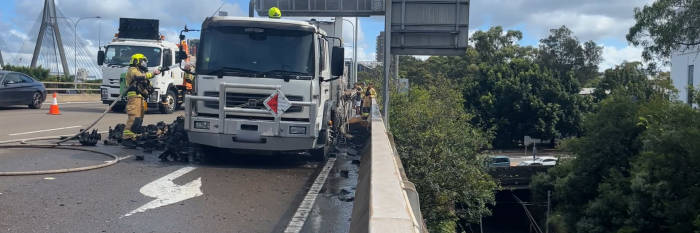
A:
[383, 0, 392, 128]
[0, 49, 4, 67]
[353, 17, 358, 86]
[31, 0, 70, 78]
[74, 16, 100, 87]
[546, 190, 551, 233]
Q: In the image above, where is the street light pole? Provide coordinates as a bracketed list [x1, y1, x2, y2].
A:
[74, 16, 100, 89]
[342, 18, 358, 87]
[353, 17, 358, 86]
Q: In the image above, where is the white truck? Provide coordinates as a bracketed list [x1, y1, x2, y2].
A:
[181, 16, 346, 160]
[98, 18, 185, 114]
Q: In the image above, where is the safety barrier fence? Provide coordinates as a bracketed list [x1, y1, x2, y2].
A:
[41, 82, 100, 93]
[350, 98, 426, 233]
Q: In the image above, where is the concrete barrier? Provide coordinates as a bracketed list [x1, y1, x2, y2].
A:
[350, 99, 425, 233]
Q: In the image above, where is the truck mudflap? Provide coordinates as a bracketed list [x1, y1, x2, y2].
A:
[184, 82, 319, 150]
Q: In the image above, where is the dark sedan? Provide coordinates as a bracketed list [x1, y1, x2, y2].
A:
[0, 71, 47, 109]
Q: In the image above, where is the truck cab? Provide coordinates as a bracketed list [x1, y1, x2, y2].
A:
[184, 17, 345, 160]
[98, 18, 185, 114]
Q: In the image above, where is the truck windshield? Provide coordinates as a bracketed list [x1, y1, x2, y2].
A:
[197, 26, 314, 76]
[104, 45, 161, 67]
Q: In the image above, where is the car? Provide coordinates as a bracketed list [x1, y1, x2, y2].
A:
[518, 160, 543, 166]
[0, 71, 47, 109]
[536, 156, 558, 166]
[489, 155, 511, 167]
[518, 156, 558, 166]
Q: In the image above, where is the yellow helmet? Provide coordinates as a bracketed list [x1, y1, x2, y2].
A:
[268, 7, 281, 18]
[130, 53, 147, 66]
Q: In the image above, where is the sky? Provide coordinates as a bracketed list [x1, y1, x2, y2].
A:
[0, 0, 657, 77]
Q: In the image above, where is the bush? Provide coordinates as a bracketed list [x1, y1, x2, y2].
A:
[1, 65, 51, 81]
[390, 77, 497, 232]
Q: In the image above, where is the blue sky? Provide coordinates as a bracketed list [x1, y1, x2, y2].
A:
[0, 0, 655, 75]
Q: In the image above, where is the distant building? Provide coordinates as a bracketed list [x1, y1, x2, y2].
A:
[376, 31, 384, 62]
[671, 48, 700, 106]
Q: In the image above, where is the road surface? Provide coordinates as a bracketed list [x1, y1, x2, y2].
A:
[0, 103, 355, 232]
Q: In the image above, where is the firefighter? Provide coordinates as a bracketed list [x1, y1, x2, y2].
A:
[361, 83, 377, 117]
[268, 7, 282, 18]
[122, 53, 160, 151]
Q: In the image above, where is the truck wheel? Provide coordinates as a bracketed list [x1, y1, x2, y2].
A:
[311, 129, 330, 161]
[111, 103, 125, 112]
[159, 90, 177, 114]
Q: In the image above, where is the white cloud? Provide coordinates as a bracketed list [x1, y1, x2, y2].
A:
[528, 12, 633, 42]
[600, 45, 643, 70]
[9, 29, 29, 40]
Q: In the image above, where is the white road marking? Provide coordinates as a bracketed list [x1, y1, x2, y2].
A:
[122, 166, 202, 218]
[43, 177, 55, 180]
[8, 125, 82, 136]
[105, 155, 133, 163]
[284, 158, 336, 233]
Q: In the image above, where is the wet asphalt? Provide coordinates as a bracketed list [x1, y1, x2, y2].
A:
[0, 102, 363, 233]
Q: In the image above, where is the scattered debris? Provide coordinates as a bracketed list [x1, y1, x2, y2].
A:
[338, 188, 355, 202]
[351, 160, 360, 165]
[340, 170, 349, 178]
[78, 129, 101, 146]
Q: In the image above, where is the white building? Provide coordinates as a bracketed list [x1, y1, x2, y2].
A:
[671, 49, 700, 105]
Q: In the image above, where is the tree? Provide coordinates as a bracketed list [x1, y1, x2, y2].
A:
[532, 62, 700, 232]
[594, 62, 675, 102]
[390, 77, 497, 232]
[628, 0, 700, 63]
[538, 26, 602, 87]
[461, 27, 588, 147]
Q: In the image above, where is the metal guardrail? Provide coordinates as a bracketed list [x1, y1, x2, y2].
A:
[41, 82, 101, 93]
[350, 98, 425, 233]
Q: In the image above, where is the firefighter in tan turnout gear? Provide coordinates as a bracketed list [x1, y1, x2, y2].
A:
[122, 53, 160, 153]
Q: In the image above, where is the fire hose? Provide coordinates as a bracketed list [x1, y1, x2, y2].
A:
[0, 65, 171, 175]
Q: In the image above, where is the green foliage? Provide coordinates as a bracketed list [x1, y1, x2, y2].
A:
[538, 26, 603, 86]
[594, 62, 676, 102]
[390, 77, 497, 231]
[462, 26, 590, 147]
[628, 0, 700, 63]
[532, 88, 700, 232]
[1, 65, 51, 80]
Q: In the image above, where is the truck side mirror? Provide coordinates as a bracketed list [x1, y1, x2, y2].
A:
[97, 50, 105, 66]
[331, 47, 344, 77]
[176, 51, 188, 64]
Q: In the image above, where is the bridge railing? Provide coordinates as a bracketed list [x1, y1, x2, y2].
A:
[42, 82, 100, 94]
[350, 98, 425, 233]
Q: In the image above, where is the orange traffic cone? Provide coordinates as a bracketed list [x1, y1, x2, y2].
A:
[48, 92, 60, 115]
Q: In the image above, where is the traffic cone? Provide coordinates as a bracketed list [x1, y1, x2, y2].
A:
[48, 92, 60, 115]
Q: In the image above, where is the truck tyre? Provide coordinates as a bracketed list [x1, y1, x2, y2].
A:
[111, 102, 126, 112]
[159, 90, 177, 114]
[311, 129, 330, 161]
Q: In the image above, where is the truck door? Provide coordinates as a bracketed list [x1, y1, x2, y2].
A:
[318, 37, 330, 104]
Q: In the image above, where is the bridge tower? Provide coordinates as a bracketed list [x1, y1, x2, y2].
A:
[30, 0, 70, 77]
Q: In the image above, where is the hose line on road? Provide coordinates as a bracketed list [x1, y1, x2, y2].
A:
[0, 93, 124, 145]
[0, 144, 120, 176]
[0, 94, 125, 175]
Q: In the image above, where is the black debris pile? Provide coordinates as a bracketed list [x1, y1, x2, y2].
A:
[158, 116, 196, 162]
[78, 129, 101, 146]
[103, 124, 126, 145]
[100, 117, 196, 162]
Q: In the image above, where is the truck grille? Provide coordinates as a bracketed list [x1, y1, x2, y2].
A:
[202, 92, 303, 113]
